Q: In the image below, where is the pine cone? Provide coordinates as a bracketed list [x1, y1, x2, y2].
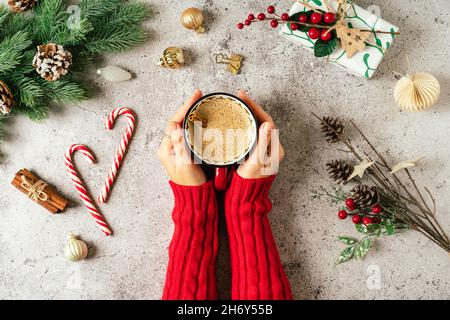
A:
[8, 0, 37, 13]
[350, 184, 380, 208]
[0, 80, 14, 116]
[326, 160, 353, 184]
[321, 116, 344, 143]
[32, 43, 72, 81]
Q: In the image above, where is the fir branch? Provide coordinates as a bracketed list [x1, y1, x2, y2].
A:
[0, 5, 11, 25]
[0, 31, 32, 74]
[32, 0, 67, 43]
[10, 75, 45, 108]
[97, 2, 151, 28]
[85, 25, 146, 54]
[79, 0, 121, 19]
[38, 78, 87, 104]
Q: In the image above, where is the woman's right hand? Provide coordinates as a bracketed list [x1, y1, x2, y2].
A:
[157, 89, 207, 186]
[236, 90, 285, 179]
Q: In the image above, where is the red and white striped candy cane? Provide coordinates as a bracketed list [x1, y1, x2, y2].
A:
[65, 144, 112, 236]
[98, 107, 136, 203]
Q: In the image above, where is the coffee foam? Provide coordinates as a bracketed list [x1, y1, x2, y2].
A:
[186, 96, 256, 165]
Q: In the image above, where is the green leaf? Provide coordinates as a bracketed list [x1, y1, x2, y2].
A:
[355, 223, 368, 234]
[338, 236, 358, 245]
[353, 237, 372, 259]
[366, 223, 381, 233]
[361, 237, 371, 250]
[314, 37, 337, 57]
[336, 246, 355, 265]
[384, 220, 396, 235]
[363, 53, 370, 67]
[375, 38, 382, 47]
[311, 0, 323, 6]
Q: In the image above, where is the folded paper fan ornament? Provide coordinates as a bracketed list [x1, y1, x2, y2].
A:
[394, 72, 440, 112]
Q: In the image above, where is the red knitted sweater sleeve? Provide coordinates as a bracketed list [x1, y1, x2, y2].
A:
[162, 180, 219, 300]
[224, 172, 293, 300]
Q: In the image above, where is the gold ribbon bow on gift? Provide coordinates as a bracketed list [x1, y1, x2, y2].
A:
[299, 0, 399, 58]
[21, 175, 48, 202]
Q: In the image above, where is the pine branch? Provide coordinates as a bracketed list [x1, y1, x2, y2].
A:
[0, 31, 32, 74]
[0, 5, 11, 25]
[85, 25, 146, 54]
[32, 0, 67, 43]
[10, 75, 45, 108]
[38, 78, 87, 104]
[96, 2, 151, 28]
[79, 0, 121, 19]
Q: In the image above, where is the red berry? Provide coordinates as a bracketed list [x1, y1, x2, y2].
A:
[352, 215, 362, 224]
[281, 13, 289, 21]
[310, 12, 322, 24]
[248, 13, 255, 20]
[324, 12, 336, 24]
[267, 6, 275, 14]
[237, 23, 244, 29]
[290, 23, 298, 31]
[244, 19, 251, 26]
[338, 210, 348, 220]
[372, 204, 382, 214]
[320, 29, 332, 41]
[270, 19, 279, 28]
[308, 27, 320, 39]
[298, 14, 308, 23]
[258, 12, 266, 20]
[345, 198, 356, 210]
[362, 217, 373, 225]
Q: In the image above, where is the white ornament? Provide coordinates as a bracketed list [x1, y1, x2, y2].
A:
[390, 157, 424, 174]
[64, 233, 89, 262]
[97, 65, 132, 82]
[394, 72, 440, 112]
[347, 159, 375, 181]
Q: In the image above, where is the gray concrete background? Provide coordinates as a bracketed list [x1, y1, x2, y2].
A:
[1, 0, 450, 299]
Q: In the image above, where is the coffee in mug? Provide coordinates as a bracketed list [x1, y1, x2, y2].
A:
[184, 93, 257, 166]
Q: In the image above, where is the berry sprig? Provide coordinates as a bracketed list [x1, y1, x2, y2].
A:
[337, 198, 385, 226]
[237, 5, 337, 43]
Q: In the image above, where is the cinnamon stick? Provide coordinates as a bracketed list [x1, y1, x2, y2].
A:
[11, 169, 69, 214]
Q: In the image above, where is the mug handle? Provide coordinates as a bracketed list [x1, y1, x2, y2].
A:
[214, 167, 228, 191]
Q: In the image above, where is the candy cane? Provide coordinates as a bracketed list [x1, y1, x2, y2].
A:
[98, 107, 136, 203]
[65, 144, 112, 236]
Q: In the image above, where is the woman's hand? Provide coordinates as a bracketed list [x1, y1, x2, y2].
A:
[158, 89, 207, 186]
[237, 90, 285, 179]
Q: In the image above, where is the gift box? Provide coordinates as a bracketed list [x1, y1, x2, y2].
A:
[280, 0, 399, 78]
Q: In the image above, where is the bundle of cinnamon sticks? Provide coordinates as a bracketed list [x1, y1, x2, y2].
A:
[11, 169, 68, 213]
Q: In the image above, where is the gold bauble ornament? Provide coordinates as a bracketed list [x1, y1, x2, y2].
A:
[181, 7, 205, 33]
[394, 72, 440, 112]
[158, 47, 185, 69]
[64, 233, 89, 262]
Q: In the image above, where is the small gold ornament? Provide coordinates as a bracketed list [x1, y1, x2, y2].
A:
[214, 53, 243, 75]
[394, 72, 440, 112]
[64, 233, 89, 262]
[181, 7, 205, 33]
[158, 47, 185, 69]
[0, 80, 14, 115]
